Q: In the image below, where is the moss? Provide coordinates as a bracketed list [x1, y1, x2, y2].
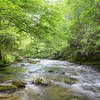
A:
[32, 77, 50, 86]
[0, 85, 17, 92]
[34, 78, 43, 85]
[0, 61, 11, 67]
[0, 66, 25, 74]
[12, 81, 26, 88]
[63, 54, 100, 68]
[0, 61, 4, 66]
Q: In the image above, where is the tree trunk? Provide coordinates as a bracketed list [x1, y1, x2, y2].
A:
[0, 50, 2, 60]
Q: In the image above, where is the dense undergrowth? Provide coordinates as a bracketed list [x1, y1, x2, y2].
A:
[52, 0, 100, 67]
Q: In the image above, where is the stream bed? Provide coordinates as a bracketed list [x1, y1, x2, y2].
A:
[0, 59, 100, 100]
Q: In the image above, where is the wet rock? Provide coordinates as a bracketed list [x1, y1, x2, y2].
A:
[28, 70, 37, 73]
[0, 85, 17, 92]
[29, 60, 36, 64]
[29, 59, 40, 64]
[32, 77, 50, 86]
[12, 81, 26, 88]
[32, 59, 40, 62]
[17, 56, 23, 61]
[35, 59, 40, 62]
[21, 63, 25, 66]
[4, 72, 12, 74]
[44, 67, 61, 73]
[0, 80, 8, 83]
[60, 71, 65, 74]
[48, 70, 54, 73]
[28, 71, 34, 73]
[64, 77, 78, 85]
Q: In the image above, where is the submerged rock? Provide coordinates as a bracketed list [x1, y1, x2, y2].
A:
[28, 71, 34, 73]
[28, 70, 37, 73]
[48, 70, 54, 73]
[0, 93, 10, 98]
[44, 67, 61, 73]
[0, 85, 17, 92]
[32, 77, 50, 86]
[64, 77, 78, 85]
[12, 81, 26, 88]
[59, 71, 65, 74]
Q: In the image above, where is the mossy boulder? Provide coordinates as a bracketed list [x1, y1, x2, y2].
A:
[32, 77, 50, 86]
[12, 81, 26, 88]
[0, 85, 17, 92]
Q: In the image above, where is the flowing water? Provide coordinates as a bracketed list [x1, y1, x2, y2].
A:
[0, 59, 100, 100]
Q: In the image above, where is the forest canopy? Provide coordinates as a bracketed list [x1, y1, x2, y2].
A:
[0, 0, 100, 66]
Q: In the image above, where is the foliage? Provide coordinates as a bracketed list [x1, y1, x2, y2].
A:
[0, 0, 100, 66]
[58, 0, 100, 61]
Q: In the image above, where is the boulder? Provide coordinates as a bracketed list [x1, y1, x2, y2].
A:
[17, 56, 23, 61]
[32, 77, 50, 86]
[21, 63, 25, 66]
[12, 81, 26, 88]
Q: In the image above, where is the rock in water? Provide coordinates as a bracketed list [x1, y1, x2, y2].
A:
[64, 77, 78, 85]
[21, 63, 25, 66]
[12, 81, 26, 88]
[32, 77, 50, 86]
[29, 59, 40, 64]
[17, 56, 23, 61]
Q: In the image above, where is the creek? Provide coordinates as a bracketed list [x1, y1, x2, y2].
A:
[0, 59, 100, 100]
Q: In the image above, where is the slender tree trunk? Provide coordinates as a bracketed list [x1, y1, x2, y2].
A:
[0, 9, 1, 30]
[0, 8, 2, 61]
[0, 50, 2, 60]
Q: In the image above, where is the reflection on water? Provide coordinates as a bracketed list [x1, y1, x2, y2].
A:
[0, 59, 100, 100]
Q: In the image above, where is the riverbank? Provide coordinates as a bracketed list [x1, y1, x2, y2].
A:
[52, 50, 100, 68]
